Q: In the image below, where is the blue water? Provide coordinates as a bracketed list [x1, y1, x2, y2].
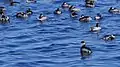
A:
[0, 0, 120, 67]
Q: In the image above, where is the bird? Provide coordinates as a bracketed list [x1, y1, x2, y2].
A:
[79, 14, 92, 22]
[16, 12, 28, 18]
[85, 0, 95, 8]
[103, 34, 115, 41]
[26, 8, 33, 15]
[90, 23, 101, 32]
[9, 0, 20, 6]
[61, 2, 70, 8]
[0, 9, 5, 15]
[69, 5, 80, 12]
[108, 7, 120, 14]
[80, 40, 92, 57]
[0, 14, 10, 22]
[26, 0, 36, 3]
[95, 13, 102, 21]
[37, 14, 47, 21]
[54, 8, 62, 15]
[70, 11, 78, 18]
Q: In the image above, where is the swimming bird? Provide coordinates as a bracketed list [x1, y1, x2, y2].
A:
[61, 2, 70, 8]
[80, 40, 92, 57]
[54, 8, 62, 15]
[90, 23, 101, 32]
[85, 0, 95, 8]
[9, 0, 20, 6]
[26, 8, 33, 15]
[0, 6, 6, 11]
[26, 0, 36, 3]
[0, 9, 5, 15]
[79, 14, 92, 22]
[0, 7, 6, 15]
[16, 12, 28, 18]
[95, 13, 102, 21]
[108, 7, 120, 14]
[103, 35, 115, 41]
[0, 14, 10, 22]
[70, 11, 78, 18]
[69, 5, 80, 12]
[37, 14, 47, 21]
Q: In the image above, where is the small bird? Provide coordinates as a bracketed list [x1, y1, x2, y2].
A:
[70, 12, 78, 18]
[95, 13, 102, 21]
[90, 23, 101, 32]
[0, 9, 5, 15]
[26, 8, 33, 15]
[79, 14, 92, 22]
[108, 7, 120, 14]
[9, 0, 20, 6]
[69, 5, 80, 12]
[0, 14, 10, 22]
[54, 8, 62, 15]
[61, 2, 70, 8]
[16, 12, 28, 18]
[0, 6, 6, 11]
[103, 35, 115, 41]
[37, 14, 47, 21]
[26, 0, 36, 3]
[80, 40, 92, 57]
[85, 0, 95, 8]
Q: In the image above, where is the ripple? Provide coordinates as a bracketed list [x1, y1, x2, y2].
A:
[0, 0, 120, 67]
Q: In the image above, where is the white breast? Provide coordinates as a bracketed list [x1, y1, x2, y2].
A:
[82, 48, 92, 54]
[93, 27, 101, 31]
[71, 8, 80, 12]
[95, 16, 100, 20]
[63, 4, 69, 8]
[26, 0, 35, 3]
[23, 14, 28, 18]
[88, 17, 92, 20]
[37, 17, 47, 21]
[57, 11, 61, 14]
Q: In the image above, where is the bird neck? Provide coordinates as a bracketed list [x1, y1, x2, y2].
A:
[82, 43, 86, 47]
[96, 23, 99, 27]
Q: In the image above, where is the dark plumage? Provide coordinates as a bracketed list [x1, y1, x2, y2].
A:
[54, 8, 62, 15]
[79, 14, 92, 22]
[70, 12, 78, 18]
[80, 41, 92, 57]
[103, 35, 115, 41]
[9, 0, 20, 6]
[26, 8, 33, 15]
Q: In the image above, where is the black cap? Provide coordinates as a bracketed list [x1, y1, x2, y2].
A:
[81, 40, 85, 43]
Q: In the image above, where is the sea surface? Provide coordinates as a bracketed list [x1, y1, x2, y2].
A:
[0, 0, 120, 67]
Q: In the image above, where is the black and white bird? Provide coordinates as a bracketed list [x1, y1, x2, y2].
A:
[37, 14, 47, 21]
[108, 7, 120, 14]
[80, 41, 92, 57]
[69, 5, 80, 12]
[95, 13, 102, 21]
[16, 12, 28, 18]
[79, 14, 92, 22]
[26, 0, 36, 3]
[26, 8, 33, 15]
[54, 8, 62, 15]
[70, 12, 78, 18]
[61, 2, 70, 8]
[90, 23, 101, 32]
[0, 14, 10, 22]
[103, 35, 115, 41]
[85, 0, 95, 8]
[9, 0, 20, 6]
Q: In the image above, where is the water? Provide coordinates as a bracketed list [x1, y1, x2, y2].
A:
[0, 0, 120, 67]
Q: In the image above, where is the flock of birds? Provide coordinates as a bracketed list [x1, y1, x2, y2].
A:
[0, 0, 119, 58]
